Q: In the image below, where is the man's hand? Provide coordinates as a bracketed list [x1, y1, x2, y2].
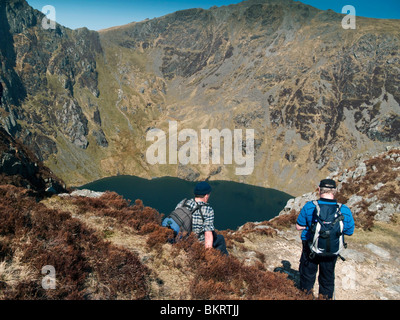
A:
[205, 231, 213, 249]
[296, 224, 306, 231]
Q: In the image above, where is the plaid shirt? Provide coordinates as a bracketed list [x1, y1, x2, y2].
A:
[176, 198, 215, 242]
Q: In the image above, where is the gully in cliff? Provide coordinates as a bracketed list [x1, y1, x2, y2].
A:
[146, 121, 254, 176]
[0, 82, 3, 105]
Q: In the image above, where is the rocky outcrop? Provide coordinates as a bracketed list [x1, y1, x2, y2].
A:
[92, 129, 108, 148]
[0, 127, 66, 195]
[335, 148, 400, 224]
[58, 188, 105, 198]
[278, 147, 400, 227]
[0, 0, 100, 161]
[56, 98, 89, 149]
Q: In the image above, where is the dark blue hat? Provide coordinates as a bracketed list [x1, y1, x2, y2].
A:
[319, 179, 336, 188]
[194, 181, 212, 196]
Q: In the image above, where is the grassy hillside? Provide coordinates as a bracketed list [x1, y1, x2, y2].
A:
[0, 187, 308, 300]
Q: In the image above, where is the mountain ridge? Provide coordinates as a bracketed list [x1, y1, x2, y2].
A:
[0, 0, 399, 195]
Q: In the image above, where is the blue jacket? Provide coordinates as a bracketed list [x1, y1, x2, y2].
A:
[296, 198, 355, 241]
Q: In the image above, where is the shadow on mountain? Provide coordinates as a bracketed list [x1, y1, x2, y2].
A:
[0, 2, 27, 107]
[274, 260, 300, 289]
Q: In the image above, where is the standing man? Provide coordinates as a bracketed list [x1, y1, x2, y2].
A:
[296, 179, 355, 299]
[175, 181, 228, 255]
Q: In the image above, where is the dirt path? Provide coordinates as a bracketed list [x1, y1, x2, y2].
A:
[233, 221, 400, 300]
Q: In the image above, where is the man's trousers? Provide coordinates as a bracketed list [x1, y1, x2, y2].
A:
[299, 241, 338, 299]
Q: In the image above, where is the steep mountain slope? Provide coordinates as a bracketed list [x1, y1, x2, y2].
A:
[0, 127, 66, 195]
[0, 186, 308, 300]
[0, 0, 399, 195]
[0, 144, 398, 300]
[99, 0, 400, 195]
[0, 0, 104, 182]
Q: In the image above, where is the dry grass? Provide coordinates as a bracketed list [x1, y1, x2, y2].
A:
[0, 187, 310, 300]
[336, 148, 400, 230]
[350, 213, 400, 250]
[0, 249, 37, 299]
[0, 186, 151, 300]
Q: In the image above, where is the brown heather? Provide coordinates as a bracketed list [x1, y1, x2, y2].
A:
[0, 186, 150, 300]
[171, 233, 308, 300]
[2, 150, 397, 299]
[0, 187, 308, 300]
[336, 149, 400, 230]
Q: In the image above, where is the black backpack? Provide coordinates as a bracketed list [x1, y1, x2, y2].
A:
[162, 199, 205, 238]
[308, 201, 347, 259]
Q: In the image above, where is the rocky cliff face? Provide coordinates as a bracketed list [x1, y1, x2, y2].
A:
[0, 126, 66, 195]
[279, 146, 400, 228]
[0, 0, 102, 167]
[0, 0, 399, 195]
[100, 0, 400, 195]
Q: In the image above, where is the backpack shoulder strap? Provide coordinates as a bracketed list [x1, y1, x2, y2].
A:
[181, 199, 199, 212]
[193, 202, 208, 222]
[181, 198, 189, 207]
[182, 199, 211, 223]
[312, 200, 320, 216]
[181, 199, 205, 220]
[333, 203, 345, 224]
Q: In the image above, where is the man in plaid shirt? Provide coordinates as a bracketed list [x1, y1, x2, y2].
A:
[176, 181, 228, 255]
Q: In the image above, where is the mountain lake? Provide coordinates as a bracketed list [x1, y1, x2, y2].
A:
[81, 176, 293, 231]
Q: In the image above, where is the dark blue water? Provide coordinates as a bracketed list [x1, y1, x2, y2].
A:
[81, 176, 292, 231]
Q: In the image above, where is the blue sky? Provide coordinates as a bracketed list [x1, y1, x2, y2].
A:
[27, 0, 400, 31]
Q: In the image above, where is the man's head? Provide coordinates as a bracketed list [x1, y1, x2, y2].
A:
[194, 181, 212, 202]
[318, 179, 337, 199]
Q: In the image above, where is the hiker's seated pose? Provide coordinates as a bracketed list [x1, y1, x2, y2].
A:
[296, 179, 355, 299]
[163, 181, 228, 255]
